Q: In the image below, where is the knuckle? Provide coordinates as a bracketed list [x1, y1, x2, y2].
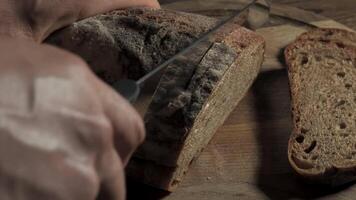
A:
[95, 116, 114, 137]
[81, 115, 115, 150]
[64, 54, 89, 72]
[127, 111, 146, 146]
[63, 160, 100, 199]
[95, 117, 115, 143]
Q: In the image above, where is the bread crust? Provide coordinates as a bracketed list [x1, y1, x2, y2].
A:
[46, 8, 219, 82]
[297, 28, 356, 46]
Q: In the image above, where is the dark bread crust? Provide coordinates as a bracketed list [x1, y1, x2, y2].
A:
[285, 30, 356, 185]
[46, 8, 218, 83]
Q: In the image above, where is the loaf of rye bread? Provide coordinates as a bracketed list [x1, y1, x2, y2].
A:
[285, 28, 356, 185]
[46, 8, 265, 191]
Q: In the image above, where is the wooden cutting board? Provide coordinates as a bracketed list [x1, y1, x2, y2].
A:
[127, 1, 356, 199]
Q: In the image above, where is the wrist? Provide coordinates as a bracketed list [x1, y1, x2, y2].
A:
[0, 1, 77, 42]
[0, 2, 34, 41]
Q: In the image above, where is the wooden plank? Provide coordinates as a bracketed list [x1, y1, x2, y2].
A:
[128, 1, 356, 199]
[259, 20, 353, 71]
[271, 0, 356, 30]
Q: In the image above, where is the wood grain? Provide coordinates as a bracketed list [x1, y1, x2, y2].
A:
[160, 0, 356, 29]
[127, 1, 356, 199]
[272, 0, 356, 30]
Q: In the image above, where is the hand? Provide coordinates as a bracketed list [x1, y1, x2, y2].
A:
[0, 38, 144, 200]
[0, 0, 160, 41]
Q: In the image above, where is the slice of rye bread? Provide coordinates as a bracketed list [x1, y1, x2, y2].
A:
[46, 8, 265, 191]
[297, 28, 356, 47]
[285, 37, 356, 185]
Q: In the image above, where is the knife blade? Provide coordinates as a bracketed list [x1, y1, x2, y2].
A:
[113, 0, 270, 103]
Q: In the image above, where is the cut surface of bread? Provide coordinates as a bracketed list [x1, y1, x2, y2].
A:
[285, 34, 356, 185]
[46, 8, 265, 191]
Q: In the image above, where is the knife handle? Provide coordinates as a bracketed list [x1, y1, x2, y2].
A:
[113, 79, 141, 103]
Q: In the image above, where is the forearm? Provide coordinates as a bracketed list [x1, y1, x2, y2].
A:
[0, 0, 160, 42]
[0, 0, 80, 42]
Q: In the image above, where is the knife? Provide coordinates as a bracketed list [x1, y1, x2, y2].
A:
[113, 0, 270, 103]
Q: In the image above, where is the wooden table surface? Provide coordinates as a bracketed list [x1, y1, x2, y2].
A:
[159, 0, 356, 30]
[272, 0, 356, 30]
[127, 1, 356, 199]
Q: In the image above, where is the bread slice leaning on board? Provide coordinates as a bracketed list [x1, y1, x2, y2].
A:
[285, 28, 356, 185]
[46, 8, 266, 191]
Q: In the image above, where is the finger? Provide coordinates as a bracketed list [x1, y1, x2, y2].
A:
[97, 148, 126, 200]
[93, 75, 145, 166]
[45, 48, 145, 166]
[80, 0, 160, 19]
[39, 0, 160, 41]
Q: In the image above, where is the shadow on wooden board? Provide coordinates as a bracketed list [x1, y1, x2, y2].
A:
[126, 178, 170, 200]
[252, 69, 356, 200]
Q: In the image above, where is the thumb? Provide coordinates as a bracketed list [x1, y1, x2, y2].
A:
[80, 0, 160, 19]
